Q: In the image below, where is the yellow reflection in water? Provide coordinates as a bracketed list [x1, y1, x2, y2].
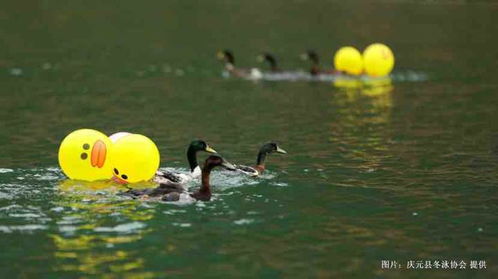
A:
[362, 77, 394, 98]
[331, 77, 394, 172]
[50, 180, 158, 277]
[333, 76, 393, 98]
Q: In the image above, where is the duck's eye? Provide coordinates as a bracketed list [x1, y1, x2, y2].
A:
[114, 168, 119, 175]
[121, 174, 128, 180]
[82, 143, 90, 150]
[80, 153, 88, 160]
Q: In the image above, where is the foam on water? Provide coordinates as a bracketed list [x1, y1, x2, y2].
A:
[0, 166, 284, 238]
[270, 182, 289, 187]
[58, 225, 77, 234]
[0, 192, 13, 200]
[0, 166, 279, 196]
[57, 215, 84, 225]
[233, 218, 255, 225]
[93, 222, 146, 233]
[171, 222, 191, 227]
[162, 209, 187, 215]
[222, 69, 428, 83]
[0, 224, 48, 233]
[157, 166, 275, 190]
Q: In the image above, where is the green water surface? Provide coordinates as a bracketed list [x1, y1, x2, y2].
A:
[0, 1, 497, 278]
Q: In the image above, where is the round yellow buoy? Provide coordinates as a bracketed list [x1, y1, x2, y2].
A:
[333, 46, 364, 76]
[362, 43, 395, 77]
[111, 134, 160, 184]
[58, 129, 114, 181]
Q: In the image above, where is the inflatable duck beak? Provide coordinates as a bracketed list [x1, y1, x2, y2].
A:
[276, 146, 287, 154]
[91, 140, 107, 168]
[205, 146, 217, 153]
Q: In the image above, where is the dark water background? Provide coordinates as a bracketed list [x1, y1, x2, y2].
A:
[0, 1, 497, 278]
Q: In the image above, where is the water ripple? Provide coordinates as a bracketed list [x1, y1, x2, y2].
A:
[93, 222, 146, 234]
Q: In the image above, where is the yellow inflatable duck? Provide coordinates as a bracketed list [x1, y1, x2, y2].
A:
[58, 129, 113, 181]
[111, 134, 160, 184]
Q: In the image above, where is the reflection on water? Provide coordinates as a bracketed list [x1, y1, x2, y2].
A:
[331, 77, 393, 178]
[52, 180, 154, 276]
